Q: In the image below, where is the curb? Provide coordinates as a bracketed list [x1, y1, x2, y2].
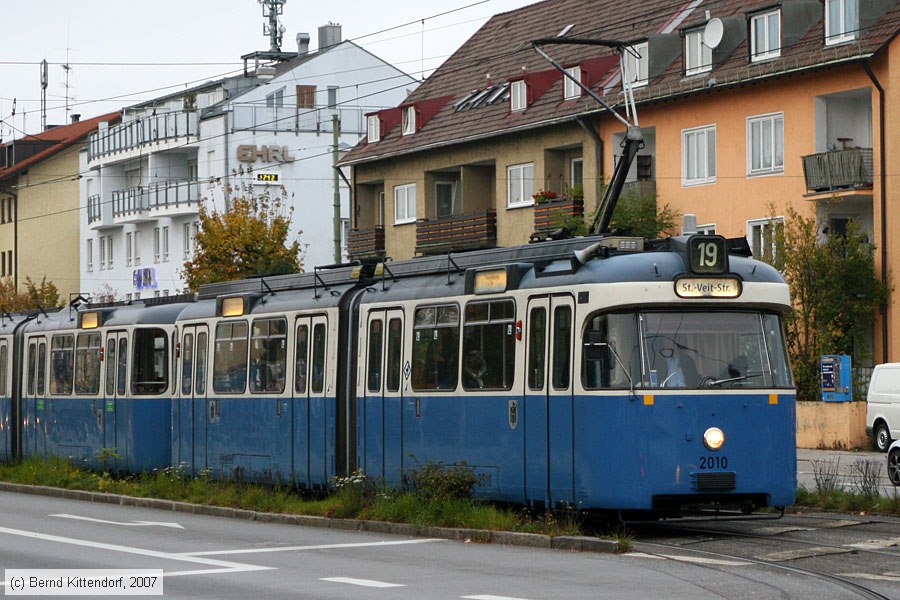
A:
[0, 482, 621, 554]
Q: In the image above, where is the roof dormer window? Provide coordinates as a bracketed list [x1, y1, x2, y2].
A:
[563, 66, 582, 100]
[623, 42, 649, 88]
[402, 106, 416, 135]
[367, 115, 381, 143]
[750, 9, 781, 61]
[510, 80, 527, 112]
[825, 0, 858, 45]
[684, 29, 712, 76]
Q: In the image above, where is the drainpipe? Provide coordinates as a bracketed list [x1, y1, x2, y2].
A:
[862, 62, 888, 363]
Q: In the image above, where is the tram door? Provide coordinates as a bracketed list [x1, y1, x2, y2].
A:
[178, 325, 209, 476]
[103, 331, 127, 465]
[293, 315, 329, 488]
[361, 309, 404, 485]
[22, 336, 48, 458]
[523, 295, 576, 508]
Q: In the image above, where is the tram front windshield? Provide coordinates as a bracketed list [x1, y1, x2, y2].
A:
[583, 311, 793, 390]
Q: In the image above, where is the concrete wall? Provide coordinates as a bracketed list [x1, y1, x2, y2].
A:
[796, 401, 869, 449]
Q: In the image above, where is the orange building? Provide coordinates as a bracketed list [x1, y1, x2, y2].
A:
[340, 0, 899, 364]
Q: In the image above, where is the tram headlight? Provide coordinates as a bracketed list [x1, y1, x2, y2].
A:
[703, 427, 725, 451]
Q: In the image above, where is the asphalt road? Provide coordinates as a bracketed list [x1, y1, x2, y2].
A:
[797, 448, 898, 498]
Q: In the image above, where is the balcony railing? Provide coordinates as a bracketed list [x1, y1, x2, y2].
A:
[88, 111, 198, 161]
[415, 210, 497, 256]
[112, 188, 150, 222]
[347, 226, 385, 261]
[231, 104, 365, 135]
[802, 148, 874, 194]
[87, 194, 102, 224]
[147, 180, 200, 216]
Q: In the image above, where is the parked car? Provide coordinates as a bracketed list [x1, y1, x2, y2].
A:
[866, 363, 900, 452]
[888, 440, 900, 485]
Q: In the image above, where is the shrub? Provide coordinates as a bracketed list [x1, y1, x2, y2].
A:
[405, 460, 478, 501]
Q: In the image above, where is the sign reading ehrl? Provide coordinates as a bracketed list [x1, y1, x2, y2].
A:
[236, 145, 296, 163]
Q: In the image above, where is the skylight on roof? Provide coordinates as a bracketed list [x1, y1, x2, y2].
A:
[558, 24, 575, 37]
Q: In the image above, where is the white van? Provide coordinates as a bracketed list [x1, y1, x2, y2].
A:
[866, 363, 900, 452]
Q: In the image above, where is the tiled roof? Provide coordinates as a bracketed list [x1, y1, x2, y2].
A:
[0, 112, 121, 181]
[341, 0, 899, 166]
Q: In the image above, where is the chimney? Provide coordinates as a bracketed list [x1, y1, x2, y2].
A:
[70, 114, 81, 124]
[297, 32, 311, 54]
[318, 22, 342, 50]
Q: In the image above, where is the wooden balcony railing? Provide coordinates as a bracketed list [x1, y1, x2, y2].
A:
[416, 210, 497, 255]
[347, 226, 385, 260]
[802, 148, 873, 194]
[534, 197, 584, 233]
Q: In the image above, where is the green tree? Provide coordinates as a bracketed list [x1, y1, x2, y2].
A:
[608, 189, 680, 238]
[182, 185, 303, 291]
[768, 205, 889, 401]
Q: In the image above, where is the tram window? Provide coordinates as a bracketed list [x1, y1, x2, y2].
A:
[213, 322, 248, 394]
[463, 299, 515, 390]
[763, 314, 793, 387]
[528, 307, 547, 390]
[0, 342, 7, 395]
[386, 318, 402, 393]
[105, 339, 117, 396]
[132, 329, 168, 395]
[250, 318, 287, 394]
[74, 333, 101, 395]
[117, 339, 127, 396]
[195, 332, 208, 395]
[50, 335, 75, 395]
[412, 304, 459, 391]
[582, 313, 640, 390]
[37, 341, 47, 396]
[27, 342, 36, 396]
[311, 323, 326, 394]
[295, 324, 309, 394]
[552, 306, 572, 390]
[181, 333, 194, 395]
[367, 319, 384, 393]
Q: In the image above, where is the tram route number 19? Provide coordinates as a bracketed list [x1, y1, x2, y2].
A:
[689, 236, 726, 274]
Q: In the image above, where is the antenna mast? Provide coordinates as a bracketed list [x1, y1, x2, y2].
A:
[259, 0, 287, 52]
[40, 59, 48, 131]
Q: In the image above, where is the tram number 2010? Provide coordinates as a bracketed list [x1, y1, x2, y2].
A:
[699, 456, 729, 469]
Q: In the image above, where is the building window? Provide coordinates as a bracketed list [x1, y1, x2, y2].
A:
[183, 223, 192, 258]
[86, 239, 93, 273]
[367, 115, 380, 142]
[510, 80, 527, 112]
[696, 223, 717, 235]
[1, 199, 5, 224]
[747, 113, 784, 176]
[826, 0, 858, 45]
[570, 158, 583, 192]
[507, 162, 535, 207]
[402, 106, 416, 135]
[296, 85, 316, 108]
[684, 30, 712, 76]
[162, 226, 169, 262]
[563, 66, 581, 100]
[751, 10, 781, 61]
[133, 230, 141, 264]
[1, 251, 6, 277]
[624, 42, 649, 87]
[682, 124, 716, 186]
[99, 237, 106, 270]
[125, 232, 133, 266]
[394, 183, 416, 224]
[105, 235, 114, 269]
[265, 87, 284, 108]
[747, 217, 784, 262]
[327, 86, 338, 109]
[153, 227, 161, 263]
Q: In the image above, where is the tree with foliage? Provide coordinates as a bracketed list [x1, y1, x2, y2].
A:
[609, 188, 680, 239]
[767, 204, 889, 401]
[182, 184, 303, 291]
[0, 276, 62, 312]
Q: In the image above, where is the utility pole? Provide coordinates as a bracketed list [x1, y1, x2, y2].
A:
[332, 114, 342, 263]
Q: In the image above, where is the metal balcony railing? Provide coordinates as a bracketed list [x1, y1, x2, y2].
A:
[88, 111, 198, 161]
[802, 148, 874, 194]
[87, 194, 102, 224]
[112, 188, 149, 219]
[147, 180, 200, 213]
[230, 104, 366, 134]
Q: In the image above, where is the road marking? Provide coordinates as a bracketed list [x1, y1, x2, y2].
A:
[755, 546, 852, 562]
[752, 526, 814, 535]
[51, 513, 184, 529]
[461, 596, 533, 600]
[658, 554, 752, 566]
[845, 537, 900, 550]
[839, 573, 900, 582]
[0, 525, 272, 577]
[321, 577, 404, 588]
[623, 552, 666, 560]
[183, 537, 445, 556]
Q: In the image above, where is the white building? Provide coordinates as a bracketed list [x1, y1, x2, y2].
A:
[80, 24, 416, 300]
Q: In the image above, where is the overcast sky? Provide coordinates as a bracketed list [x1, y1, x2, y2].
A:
[1, 0, 535, 139]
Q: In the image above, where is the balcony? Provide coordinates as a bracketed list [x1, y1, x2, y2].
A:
[347, 226, 385, 261]
[87, 111, 198, 162]
[147, 180, 201, 217]
[87, 194, 120, 230]
[231, 104, 366, 135]
[802, 148, 874, 195]
[415, 210, 497, 256]
[112, 188, 152, 224]
[534, 197, 584, 235]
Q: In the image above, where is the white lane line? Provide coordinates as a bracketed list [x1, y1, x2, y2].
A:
[838, 573, 900, 583]
[51, 513, 184, 529]
[321, 577, 404, 588]
[183, 537, 445, 556]
[462, 596, 533, 600]
[0, 525, 272, 576]
[658, 554, 752, 566]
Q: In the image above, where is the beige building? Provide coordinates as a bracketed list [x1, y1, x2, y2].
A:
[340, 0, 899, 364]
[0, 113, 119, 303]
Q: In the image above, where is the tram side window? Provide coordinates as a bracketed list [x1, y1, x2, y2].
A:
[295, 324, 309, 394]
[463, 299, 515, 390]
[386, 318, 402, 393]
[367, 319, 383, 393]
[528, 307, 547, 390]
[583, 313, 640, 390]
[181, 333, 194, 395]
[74, 333, 101, 395]
[250, 318, 287, 394]
[214, 322, 249, 394]
[105, 339, 117, 396]
[195, 332, 208, 395]
[0, 342, 7, 396]
[117, 339, 127, 395]
[311, 323, 326, 394]
[412, 305, 459, 391]
[132, 329, 168, 395]
[37, 341, 47, 396]
[552, 306, 572, 390]
[50, 335, 75, 395]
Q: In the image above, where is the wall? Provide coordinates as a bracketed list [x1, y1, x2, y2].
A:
[796, 401, 869, 449]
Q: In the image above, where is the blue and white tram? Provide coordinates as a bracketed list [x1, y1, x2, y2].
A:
[354, 235, 795, 514]
[0, 314, 27, 463]
[16, 300, 182, 472]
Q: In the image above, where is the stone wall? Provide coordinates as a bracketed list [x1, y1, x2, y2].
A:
[796, 401, 870, 449]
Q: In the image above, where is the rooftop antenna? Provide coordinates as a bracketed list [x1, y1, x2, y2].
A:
[259, 0, 287, 52]
[40, 59, 48, 131]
